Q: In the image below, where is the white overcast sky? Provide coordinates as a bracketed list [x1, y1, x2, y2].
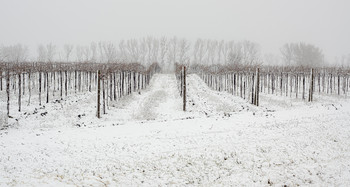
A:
[0, 0, 349, 61]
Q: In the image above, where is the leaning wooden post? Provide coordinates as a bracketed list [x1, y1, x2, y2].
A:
[308, 68, 314, 102]
[97, 70, 101, 118]
[183, 66, 186, 111]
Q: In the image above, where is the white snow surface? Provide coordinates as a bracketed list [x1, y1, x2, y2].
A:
[1, 74, 350, 186]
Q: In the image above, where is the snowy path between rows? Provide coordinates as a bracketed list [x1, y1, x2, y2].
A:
[1, 74, 350, 186]
[186, 74, 260, 116]
[112, 74, 184, 121]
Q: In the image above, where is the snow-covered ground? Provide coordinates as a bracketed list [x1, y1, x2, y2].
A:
[1, 74, 350, 186]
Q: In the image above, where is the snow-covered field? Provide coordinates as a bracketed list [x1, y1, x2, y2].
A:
[1, 74, 350, 186]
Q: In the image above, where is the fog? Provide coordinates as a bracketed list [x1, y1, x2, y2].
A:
[0, 0, 349, 63]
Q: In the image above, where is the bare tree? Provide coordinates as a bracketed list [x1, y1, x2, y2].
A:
[37, 44, 47, 62]
[139, 38, 147, 64]
[90, 42, 97, 62]
[146, 36, 154, 65]
[150, 37, 159, 64]
[102, 42, 117, 63]
[206, 40, 218, 65]
[217, 40, 224, 64]
[63, 44, 74, 62]
[227, 41, 242, 65]
[76, 45, 84, 62]
[118, 40, 128, 62]
[221, 41, 234, 64]
[280, 42, 324, 67]
[226, 40, 261, 66]
[178, 38, 190, 64]
[280, 43, 294, 66]
[339, 54, 350, 67]
[98, 42, 105, 63]
[167, 36, 178, 70]
[82, 46, 91, 62]
[1, 44, 28, 63]
[240, 40, 261, 65]
[46, 43, 56, 63]
[159, 36, 168, 68]
[126, 39, 140, 62]
[193, 39, 207, 64]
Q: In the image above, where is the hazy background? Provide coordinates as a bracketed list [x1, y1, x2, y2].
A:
[0, 0, 349, 62]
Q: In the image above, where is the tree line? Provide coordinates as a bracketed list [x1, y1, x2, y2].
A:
[2, 37, 347, 71]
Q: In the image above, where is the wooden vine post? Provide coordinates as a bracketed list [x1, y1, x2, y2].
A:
[97, 70, 101, 118]
[308, 68, 314, 102]
[180, 68, 183, 97]
[183, 66, 186, 111]
[18, 73, 21, 112]
[254, 68, 260, 106]
[6, 64, 10, 117]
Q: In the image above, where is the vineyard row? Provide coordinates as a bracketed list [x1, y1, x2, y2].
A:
[178, 64, 350, 106]
[0, 62, 160, 119]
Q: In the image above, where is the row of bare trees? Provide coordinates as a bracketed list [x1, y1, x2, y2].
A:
[96, 62, 160, 118]
[189, 64, 350, 106]
[0, 61, 160, 120]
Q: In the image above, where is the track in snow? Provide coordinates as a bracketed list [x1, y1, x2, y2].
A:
[113, 74, 183, 121]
